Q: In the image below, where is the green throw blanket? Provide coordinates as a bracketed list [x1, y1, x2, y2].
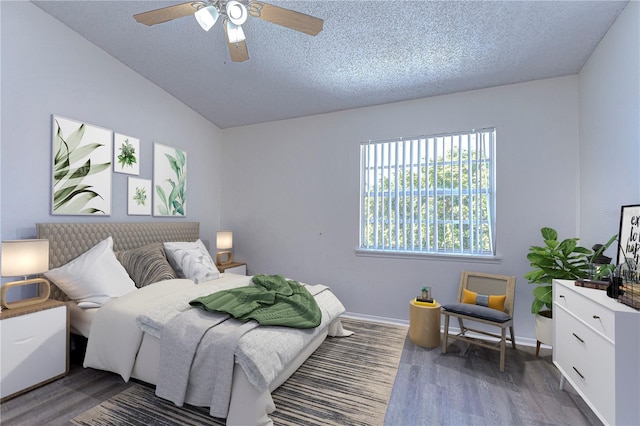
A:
[189, 274, 322, 329]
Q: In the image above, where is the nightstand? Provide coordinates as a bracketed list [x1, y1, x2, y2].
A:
[218, 261, 247, 275]
[408, 299, 441, 348]
[0, 299, 69, 401]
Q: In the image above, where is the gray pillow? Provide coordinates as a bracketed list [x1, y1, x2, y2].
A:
[115, 243, 177, 288]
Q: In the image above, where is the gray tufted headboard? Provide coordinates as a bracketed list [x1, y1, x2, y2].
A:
[36, 222, 199, 301]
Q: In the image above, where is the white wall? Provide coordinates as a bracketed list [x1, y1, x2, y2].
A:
[2, 1, 637, 343]
[579, 1, 640, 249]
[221, 76, 581, 339]
[1, 2, 223, 248]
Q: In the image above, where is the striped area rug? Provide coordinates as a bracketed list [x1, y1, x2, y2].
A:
[70, 318, 407, 426]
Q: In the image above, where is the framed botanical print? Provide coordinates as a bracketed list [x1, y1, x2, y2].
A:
[51, 115, 112, 215]
[114, 133, 140, 175]
[153, 143, 187, 216]
[127, 177, 151, 215]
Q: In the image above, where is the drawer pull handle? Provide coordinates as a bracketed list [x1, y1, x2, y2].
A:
[572, 366, 585, 380]
[13, 336, 35, 345]
[592, 315, 600, 319]
[572, 333, 584, 343]
[559, 295, 565, 298]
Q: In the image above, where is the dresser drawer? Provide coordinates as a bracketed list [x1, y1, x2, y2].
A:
[554, 284, 615, 341]
[554, 307, 615, 423]
[1, 310, 52, 341]
[225, 264, 246, 275]
[0, 305, 68, 399]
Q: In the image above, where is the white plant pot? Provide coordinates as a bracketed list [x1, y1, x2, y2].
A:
[535, 311, 553, 346]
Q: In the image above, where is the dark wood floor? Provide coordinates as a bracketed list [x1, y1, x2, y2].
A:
[384, 337, 602, 426]
[1, 333, 601, 425]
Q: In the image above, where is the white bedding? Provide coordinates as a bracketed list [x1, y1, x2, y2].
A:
[66, 301, 97, 337]
[84, 278, 213, 381]
[83, 274, 348, 399]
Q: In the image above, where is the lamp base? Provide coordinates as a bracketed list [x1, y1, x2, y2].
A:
[216, 251, 233, 266]
[1, 278, 51, 309]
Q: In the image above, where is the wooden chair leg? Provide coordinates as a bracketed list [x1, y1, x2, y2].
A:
[457, 317, 465, 335]
[499, 327, 506, 372]
[509, 326, 516, 349]
[536, 340, 541, 357]
[442, 313, 450, 353]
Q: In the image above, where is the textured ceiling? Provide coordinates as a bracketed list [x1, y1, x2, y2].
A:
[32, 0, 628, 129]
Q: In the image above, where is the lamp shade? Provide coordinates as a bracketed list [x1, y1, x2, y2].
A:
[226, 1, 248, 25]
[195, 5, 219, 31]
[1, 239, 50, 277]
[217, 231, 233, 250]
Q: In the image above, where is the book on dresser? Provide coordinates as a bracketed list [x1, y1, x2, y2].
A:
[553, 279, 640, 426]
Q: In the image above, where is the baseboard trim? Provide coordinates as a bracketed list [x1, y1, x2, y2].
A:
[342, 312, 409, 327]
[342, 311, 547, 350]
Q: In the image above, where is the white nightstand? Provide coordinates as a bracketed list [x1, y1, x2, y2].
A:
[218, 262, 247, 275]
[0, 299, 69, 401]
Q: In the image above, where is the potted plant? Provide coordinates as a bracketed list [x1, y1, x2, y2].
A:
[525, 228, 591, 313]
[525, 227, 617, 349]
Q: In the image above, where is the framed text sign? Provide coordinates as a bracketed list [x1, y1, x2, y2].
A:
[618, 204, 640, 265]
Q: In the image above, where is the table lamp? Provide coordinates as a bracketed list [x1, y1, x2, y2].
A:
[216, 231, 233, 265]
[1, 239, 51, 309]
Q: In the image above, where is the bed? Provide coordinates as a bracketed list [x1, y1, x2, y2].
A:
[36, 222, 348, 426]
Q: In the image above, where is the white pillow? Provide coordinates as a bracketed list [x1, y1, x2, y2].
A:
[163, 239, 220, 283]
[45, 237, 136, 306]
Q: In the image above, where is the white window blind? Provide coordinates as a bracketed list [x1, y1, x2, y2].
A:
[359, 128, 496, 256]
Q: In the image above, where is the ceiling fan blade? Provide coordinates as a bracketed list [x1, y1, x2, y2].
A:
[134, 2, 203, 26]
[223, 22, 249, 62]
[249, 2, 323, 36]
[227, 40, 249, 62]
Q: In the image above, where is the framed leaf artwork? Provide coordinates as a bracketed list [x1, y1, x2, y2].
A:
[127, 177, 151, 215]
[51, 115, 112, 215]
[153, 143, 187, 217]
[114, 133, 140, 175]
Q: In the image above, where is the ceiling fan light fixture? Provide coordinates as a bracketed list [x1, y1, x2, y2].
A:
[226, 20, 246, 43]
[226, 1, 248, 26]
[195, 5, 219, 31]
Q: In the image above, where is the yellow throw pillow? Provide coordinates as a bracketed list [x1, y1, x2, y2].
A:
[462, 288, 506, 312]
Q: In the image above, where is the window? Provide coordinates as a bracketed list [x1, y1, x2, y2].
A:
[359, 128, 496, 257]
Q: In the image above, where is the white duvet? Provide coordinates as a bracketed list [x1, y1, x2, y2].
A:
[83, 274, 348, 392]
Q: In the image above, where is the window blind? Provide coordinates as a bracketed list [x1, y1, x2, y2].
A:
[359, 128, 496, 256]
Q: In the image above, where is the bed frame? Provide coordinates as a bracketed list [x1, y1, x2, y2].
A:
[37, 222, 199, 301]
[36, 221, 329, 426]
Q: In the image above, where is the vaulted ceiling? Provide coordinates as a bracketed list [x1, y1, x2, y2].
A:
[33, 1, 628, 128]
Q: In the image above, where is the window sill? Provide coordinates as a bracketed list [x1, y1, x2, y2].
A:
[355, 249, 502, 264]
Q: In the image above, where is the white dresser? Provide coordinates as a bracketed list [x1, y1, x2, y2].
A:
[0, 300, 69, 400]
[553, 279, 640, 425]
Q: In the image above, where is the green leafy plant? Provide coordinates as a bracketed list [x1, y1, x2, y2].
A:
[524, 227, 591, 314]
[117, 139, 137, 168]
[590, 233, 620, 280]
[525, 227, 617, 314]
[53, 119, 111, 214]
[133, 186, 147, 206]
[155, 149, 186, 216]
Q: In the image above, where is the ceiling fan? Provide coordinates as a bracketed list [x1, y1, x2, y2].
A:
[134, 1, 324, 63]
